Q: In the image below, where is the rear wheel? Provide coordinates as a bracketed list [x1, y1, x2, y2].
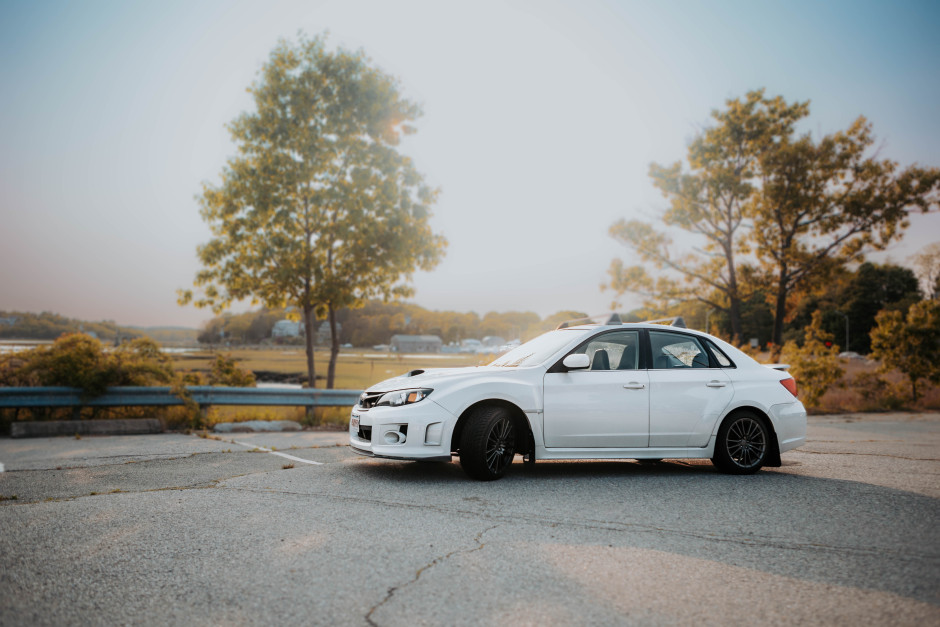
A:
[459, 406, 516, 481]
[712, 412, 769, 474]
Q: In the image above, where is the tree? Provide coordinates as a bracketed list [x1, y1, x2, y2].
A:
[788, 262, 920, 353]
[179, 34, 445, 389]
[607, 90, 807, 343]
[750, 116, 940, 346]
[912, 242, 940, 299]
[780, 311, 844, 408]
[870, 300, 940, 401]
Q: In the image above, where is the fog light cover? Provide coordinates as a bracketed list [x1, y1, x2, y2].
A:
[425, 422, 443, 446]
[384, 430, 406, 445]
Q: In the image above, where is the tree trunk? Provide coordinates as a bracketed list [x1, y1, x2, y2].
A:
[327, 304, 340, 389]
[772, 283, 788, 349]
[725, 245, 743, 345]
[728, 296, 743, 346]
[303, 305, 317, 389]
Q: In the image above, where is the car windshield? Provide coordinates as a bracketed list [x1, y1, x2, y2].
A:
[489, 329, 582, 368]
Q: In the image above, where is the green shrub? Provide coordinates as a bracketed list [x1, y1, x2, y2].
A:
[209, 353, 256, 387]
[870, 300, 940, 401]
[781, 311, 845, 408]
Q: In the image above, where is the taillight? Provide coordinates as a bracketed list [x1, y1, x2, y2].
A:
[780, 377, 798, 398]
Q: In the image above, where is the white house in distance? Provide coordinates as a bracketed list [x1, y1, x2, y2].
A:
[390, 334, 443, 353]
[481, 336, 505, 348]
[271, 320, 302, 338]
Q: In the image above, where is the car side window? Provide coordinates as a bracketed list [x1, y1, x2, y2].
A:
[649, 331, 709, 369]
[571, 330, 640, 371]
[705, 340, 734, 367]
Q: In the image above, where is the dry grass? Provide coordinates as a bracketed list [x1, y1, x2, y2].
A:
[812, 358, 940, 414]
[171, 347, 488, 390]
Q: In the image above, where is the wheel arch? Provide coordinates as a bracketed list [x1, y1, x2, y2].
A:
[718, 405, 781, 467]
[450, 399, 534, 457]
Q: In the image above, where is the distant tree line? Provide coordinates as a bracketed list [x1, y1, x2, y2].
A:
[196, 302, 591, 348]
[0, 311, 197, 344]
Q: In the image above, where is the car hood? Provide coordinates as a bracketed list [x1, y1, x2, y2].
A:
[366, 366, 508, 393]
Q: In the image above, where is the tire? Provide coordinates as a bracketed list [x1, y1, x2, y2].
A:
[711, 412, 770, 474]
[459, 406, 517, 481]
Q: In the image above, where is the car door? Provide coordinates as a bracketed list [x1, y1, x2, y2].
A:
[647, 330, 733, 447]
[543, 330, 650, 448]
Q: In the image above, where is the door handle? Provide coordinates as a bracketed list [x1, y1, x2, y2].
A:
[623, 382, 646, 390]
[706, 380, 727, 388]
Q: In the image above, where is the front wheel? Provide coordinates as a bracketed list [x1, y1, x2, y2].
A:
[459, 406, 517, 481]
[712, 413, 769, 474]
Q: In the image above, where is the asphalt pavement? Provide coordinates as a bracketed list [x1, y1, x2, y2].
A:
[1, 414, 938, 626]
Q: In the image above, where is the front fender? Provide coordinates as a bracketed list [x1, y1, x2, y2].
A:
[430, 372, 543, 419]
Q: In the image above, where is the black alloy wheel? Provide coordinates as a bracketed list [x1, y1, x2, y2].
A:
[459, 406, 517, 481]
[712, 412, 769, 474]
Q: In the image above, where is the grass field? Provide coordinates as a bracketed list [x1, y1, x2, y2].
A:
[172, 347, 491, 389]
[171, 348, 493, 427]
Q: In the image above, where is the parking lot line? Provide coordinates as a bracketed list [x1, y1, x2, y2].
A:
[229, 440, 323, 465]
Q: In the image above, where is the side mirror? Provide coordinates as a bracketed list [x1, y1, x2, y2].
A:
[562, 353, 590, 370]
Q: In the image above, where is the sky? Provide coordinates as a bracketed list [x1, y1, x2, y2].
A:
[1, 0, 938, 328]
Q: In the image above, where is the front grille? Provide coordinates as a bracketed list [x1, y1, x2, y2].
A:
[358, 425, 372, 441]
[358, 392, 384, 409]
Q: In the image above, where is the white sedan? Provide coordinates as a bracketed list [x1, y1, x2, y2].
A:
[350, 321, 806, 480]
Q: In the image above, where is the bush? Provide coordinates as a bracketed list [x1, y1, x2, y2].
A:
[870, 300, 940, 401]
[850, 371, 906, 411]
[0, 333, 201, 430]
[209, 354, 256, 387]
[781, 311, 845, 408]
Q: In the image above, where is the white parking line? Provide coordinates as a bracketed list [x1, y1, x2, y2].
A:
[229, 440, 323, 465]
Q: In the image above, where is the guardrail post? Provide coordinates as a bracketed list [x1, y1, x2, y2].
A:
[72, 406, 81, 421]
[199, 404, 210, 428]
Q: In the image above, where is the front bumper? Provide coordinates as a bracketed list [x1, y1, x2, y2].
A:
[349, 398, 457, 461]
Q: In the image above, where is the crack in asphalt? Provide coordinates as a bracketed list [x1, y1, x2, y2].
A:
[220, 485, 940, 563]
[3, 478, 231, 504]
[799, 450, 939, 462]
[364, 525, 498, 627]
[3, 454, 199, 472]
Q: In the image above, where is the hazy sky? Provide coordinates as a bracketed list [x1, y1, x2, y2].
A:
[1, 0, 938, 327]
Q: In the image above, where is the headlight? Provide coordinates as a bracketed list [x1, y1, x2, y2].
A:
[376, 388, 433, 407]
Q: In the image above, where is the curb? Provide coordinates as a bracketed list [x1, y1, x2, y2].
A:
[10, 419, 163, 438]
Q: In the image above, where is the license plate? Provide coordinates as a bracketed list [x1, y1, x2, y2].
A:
[351, 414, 360, 429]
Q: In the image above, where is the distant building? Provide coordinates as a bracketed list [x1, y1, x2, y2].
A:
[481, 336, 505, 348]
[0, 317, 17, 326]
[460, 339, 482, 351]
[271, 320, 302, 338]
[390, 334, 442, 353]
[318, 321, 342, 345]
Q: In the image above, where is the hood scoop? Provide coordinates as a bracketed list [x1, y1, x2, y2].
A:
[403, 369, 425, 377]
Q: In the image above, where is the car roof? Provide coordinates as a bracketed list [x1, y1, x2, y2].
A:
[564, 323, 706, 334]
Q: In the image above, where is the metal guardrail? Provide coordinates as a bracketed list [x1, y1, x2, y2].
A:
[0, 386, 362, 413]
